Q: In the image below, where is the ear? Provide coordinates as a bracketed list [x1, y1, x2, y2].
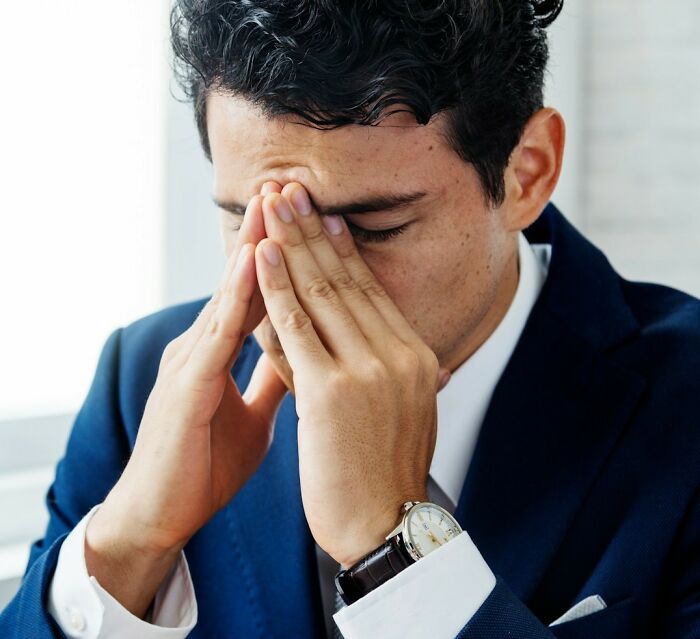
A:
[502, 107, 565, 232]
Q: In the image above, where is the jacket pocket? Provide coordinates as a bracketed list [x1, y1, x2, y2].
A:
[549, 595, 634, 639]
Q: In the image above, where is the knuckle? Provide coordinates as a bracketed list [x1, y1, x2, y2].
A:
[329, 269, 358, 294]
[162, 338, 180, 359]
[219, 285, 243, 303]
[204, 292, 222, 313]
[395, 348, 422, 378]
[304, 225, 327, 246]
[267, 275, 292, 292]
[206, 311, 242, 343]
[335, 235, 358, 259]
[357, 276, 388, 300]
[282, 306, 312, 332]
[284, 232, 306, 249]
[360, 357, 389, 384]
[305, 276, 337, 302]
[159, 338, 182, 369]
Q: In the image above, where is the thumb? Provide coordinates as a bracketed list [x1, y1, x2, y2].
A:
[242, 351, 289, 421]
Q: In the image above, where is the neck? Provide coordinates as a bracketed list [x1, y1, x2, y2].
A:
[442, 238, 520, 373]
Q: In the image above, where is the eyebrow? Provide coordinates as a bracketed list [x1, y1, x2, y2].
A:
[212, 190, 428, 217]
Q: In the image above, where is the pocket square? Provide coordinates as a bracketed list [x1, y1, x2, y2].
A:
[549, 594, 607, 626]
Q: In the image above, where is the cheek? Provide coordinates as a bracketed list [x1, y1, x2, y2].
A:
[219, 225, 238, 258]
[357, 249, 427, 319]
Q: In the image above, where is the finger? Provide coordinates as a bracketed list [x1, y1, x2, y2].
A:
[175, 195, 263, 362]
[260, 181, 283, 196]
[234, 194, 271, 335]
[254, 238, 336, 375]
[164, 245, 242, 370]
[228, 194, 266, 287]
[261, 193, 372, 365]
[242, 350, 289, 421]
[317, 212, 423, 348]
[186, 243, 257, 381]
[253, 318, 295, 394]
[169, 190, 270, 371]
[279, 182, 405, 360]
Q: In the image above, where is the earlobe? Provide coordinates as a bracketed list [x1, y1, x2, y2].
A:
[505, 107, 566, 231]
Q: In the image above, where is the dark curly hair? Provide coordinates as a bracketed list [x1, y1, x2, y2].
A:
[170, 0, 564, 208]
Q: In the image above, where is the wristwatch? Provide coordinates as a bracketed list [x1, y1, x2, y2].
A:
[334, 500, 463, 605]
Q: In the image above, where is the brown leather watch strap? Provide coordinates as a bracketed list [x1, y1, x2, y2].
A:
[334, 533, 415, 605]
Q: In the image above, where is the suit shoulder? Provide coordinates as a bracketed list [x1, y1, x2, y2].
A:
[121, 295, 211, 352]
[114, 295, 211, 389]
[617, 278, 700, 423]
[98, 296, 212, 438]
[621, 278, 700, 352]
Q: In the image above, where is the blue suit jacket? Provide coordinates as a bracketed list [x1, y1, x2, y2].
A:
[2, 203, 700, 638]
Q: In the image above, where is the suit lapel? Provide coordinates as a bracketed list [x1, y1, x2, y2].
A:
[453, 203, 647, 602]
[451, 305, 646, 601]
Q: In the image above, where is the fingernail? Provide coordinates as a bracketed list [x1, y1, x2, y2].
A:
[322, 215, 344, 236]
[262, 242, 281, 266]
[273, 197, 294, 223]
[291, 188, 312, 216]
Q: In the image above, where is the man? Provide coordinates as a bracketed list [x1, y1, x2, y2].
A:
[2, 0, 700, 637]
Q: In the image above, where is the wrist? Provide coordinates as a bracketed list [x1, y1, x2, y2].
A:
[86, 503, 185, 565]
[336, 492, 429, 568]
[335, 498, 462, 606]
[85, 506, 184, 620]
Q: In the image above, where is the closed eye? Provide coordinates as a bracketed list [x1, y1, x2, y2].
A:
[223, 211, 411, 243]
[343, 218, 412, 243]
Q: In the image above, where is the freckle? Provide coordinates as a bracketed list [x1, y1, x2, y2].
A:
[476, 270, 480, 275]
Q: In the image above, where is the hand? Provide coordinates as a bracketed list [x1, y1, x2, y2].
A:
[252, 182, 297, 395]
[253, 182, 451, 568]
[84, 187, 288, 618]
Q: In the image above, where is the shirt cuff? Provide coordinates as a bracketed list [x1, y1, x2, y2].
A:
[47, 503, 197, 638]
[333, 531, 496, 639]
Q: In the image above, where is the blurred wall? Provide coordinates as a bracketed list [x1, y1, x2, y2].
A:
[584, 0, 700, 297]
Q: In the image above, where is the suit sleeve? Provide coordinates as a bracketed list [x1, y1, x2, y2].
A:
[455, 577, 557, 638]
[0, 328, 132, 638]
[653, 483, 700, 638]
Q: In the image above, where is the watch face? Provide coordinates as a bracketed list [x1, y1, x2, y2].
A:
[403, 503, 462, 559]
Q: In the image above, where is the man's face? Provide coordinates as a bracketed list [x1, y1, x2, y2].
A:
[207, 93, 519, 372]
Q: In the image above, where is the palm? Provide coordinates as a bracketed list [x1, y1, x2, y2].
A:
[208, 374, 274, 511]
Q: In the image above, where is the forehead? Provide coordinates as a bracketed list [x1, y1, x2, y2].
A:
[206, 92, 449, 197]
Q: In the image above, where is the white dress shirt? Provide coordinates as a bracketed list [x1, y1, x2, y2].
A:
[48, 232, 552, 639]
